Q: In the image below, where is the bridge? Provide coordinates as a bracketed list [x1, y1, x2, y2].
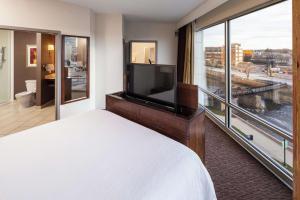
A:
[213, 82, 287, 98]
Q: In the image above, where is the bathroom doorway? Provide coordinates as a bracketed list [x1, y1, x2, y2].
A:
[0, 29, 59, 137]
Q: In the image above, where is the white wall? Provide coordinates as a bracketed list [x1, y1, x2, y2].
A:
[60, 11, 98, 119]
[0, 0, 92, 36]
[125, 21, 177, 65]
[176, 0, 229, 28]
[94, 14, 124, 109]
[89, 12, 97, 110]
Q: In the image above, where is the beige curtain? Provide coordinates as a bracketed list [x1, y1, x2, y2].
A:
[183, 23, 193, 84]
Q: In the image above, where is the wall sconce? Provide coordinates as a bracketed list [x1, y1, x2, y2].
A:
[48, 44, 54, 55]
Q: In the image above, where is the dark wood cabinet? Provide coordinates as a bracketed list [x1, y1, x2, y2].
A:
[106, 92, 206, 161]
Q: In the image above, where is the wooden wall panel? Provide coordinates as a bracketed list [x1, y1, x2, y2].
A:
[36, 33, 55, 106]
[41, 34, 55, 106]
[293, 0, 300, 198]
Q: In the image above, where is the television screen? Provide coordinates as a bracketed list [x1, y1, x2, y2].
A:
[126, 64, 177, 107]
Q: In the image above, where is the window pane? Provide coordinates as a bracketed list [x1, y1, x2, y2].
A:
[194, 24, 225, 99]
[63, 36, 89, 103]
[199, 91, 225, 123]
[231, 109, 293, 172]
[230, 0, 292, 134]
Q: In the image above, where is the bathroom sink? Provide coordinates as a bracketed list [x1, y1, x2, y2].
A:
[45, 73, 55, 80]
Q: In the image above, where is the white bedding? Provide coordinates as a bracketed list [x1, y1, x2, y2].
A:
[0, 110, 216, 200]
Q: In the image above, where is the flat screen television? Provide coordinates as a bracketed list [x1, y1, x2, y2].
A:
[125, 64, 177, 110]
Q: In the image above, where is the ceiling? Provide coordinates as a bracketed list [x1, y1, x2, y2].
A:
[60, 0, 205, 22]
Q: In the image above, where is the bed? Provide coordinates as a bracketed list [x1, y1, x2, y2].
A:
[0, 110, 216, 200]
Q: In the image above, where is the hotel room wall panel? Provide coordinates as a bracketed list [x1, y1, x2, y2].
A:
[94, 14, 124, 110]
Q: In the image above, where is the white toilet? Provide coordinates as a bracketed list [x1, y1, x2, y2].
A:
[15, 80, 37, 108]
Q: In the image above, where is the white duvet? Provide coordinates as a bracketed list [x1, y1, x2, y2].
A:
[0, 110, 216, 200]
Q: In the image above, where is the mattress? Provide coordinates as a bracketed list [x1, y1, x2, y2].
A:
[0, 110, 216, 200]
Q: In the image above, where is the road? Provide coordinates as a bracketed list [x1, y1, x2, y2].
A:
[206, 66, 292, 86]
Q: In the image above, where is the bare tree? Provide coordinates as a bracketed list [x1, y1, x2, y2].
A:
[237, 62, 254, 79]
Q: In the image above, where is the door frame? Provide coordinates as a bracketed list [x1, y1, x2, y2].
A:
[0, 25, 62, 120]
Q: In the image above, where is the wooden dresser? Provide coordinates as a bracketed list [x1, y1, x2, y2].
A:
[106, 92, 206, 161]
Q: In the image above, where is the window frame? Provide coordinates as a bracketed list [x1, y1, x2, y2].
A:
[61, 35, 90, 105]
[195, 23, 226, 100]
[194, 0, 293, 188]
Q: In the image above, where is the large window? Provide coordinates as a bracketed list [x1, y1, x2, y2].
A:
[62, 36, 89, 104]
[194, 0, 293, 185]
[230, 1, 293, 134]
[199, 91, 226, 123]
[194, 24, 226, 99]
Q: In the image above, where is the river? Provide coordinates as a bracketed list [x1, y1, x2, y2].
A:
[204, 75, 293, 134]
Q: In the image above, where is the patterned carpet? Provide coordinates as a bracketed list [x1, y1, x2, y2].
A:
[205, 117, 292, 200]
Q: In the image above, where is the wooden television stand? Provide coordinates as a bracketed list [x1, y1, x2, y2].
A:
[106, 92, 206, 161]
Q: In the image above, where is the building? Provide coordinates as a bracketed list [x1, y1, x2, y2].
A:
[205, 43, 243, 68]
[243, 50, 254, 62]
[251, 49, 292, 66]
[231, 43, 243, 67]
[205, 46, 225, 68]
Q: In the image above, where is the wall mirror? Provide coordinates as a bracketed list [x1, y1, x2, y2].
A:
[62, 35, 89, 104]
[130, 41, 157, 64]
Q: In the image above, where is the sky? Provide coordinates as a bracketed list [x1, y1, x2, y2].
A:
[200, 0, 292, 50]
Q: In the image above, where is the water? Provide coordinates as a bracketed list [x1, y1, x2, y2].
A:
[205, 76, 293, 134]
[233, 85, 293, 134]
